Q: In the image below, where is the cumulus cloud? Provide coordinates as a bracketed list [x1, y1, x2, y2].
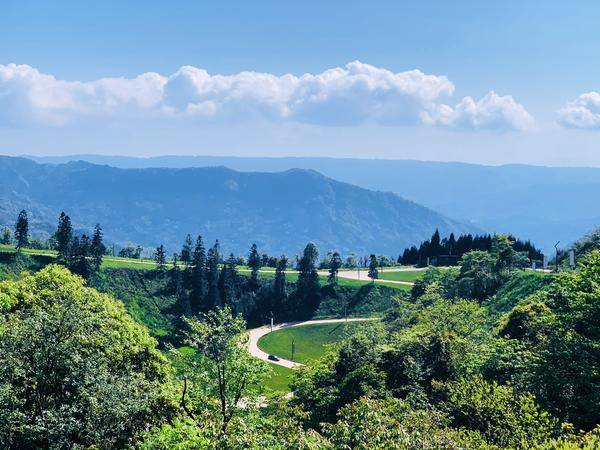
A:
[0, 61, 532, 131]
[0, 63, 166, 126]
[424, 91, 535, 131]
[556, 92, 600, 129]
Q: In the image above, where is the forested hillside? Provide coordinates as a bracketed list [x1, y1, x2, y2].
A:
[29, 154, 600, 254]
[0, 156, 472, 255]
[1, 231, 599, 448]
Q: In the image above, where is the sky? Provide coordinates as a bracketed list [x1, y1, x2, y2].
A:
[1, 1, 600, 166]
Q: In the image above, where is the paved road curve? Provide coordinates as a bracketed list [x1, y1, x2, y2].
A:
[247, 318, 378, 368]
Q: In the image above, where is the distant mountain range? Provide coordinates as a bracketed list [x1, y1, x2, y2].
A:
[0, 156, 472, 256]
[26, 154, 600, 254]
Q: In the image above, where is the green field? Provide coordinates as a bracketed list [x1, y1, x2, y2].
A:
[247, 269, 411, 291]
[258, 321, 364, 364]
[377, 269, 425, 283]
[263, 364, 295, 393]
[259, 321, 369, 392]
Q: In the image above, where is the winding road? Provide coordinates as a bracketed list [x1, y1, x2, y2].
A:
[247, 317, 378, 368]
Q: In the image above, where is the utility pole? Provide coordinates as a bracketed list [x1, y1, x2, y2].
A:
[291, 339, 295, 362]
[270, 311, 273, 333]
[554, 241, 560, 273]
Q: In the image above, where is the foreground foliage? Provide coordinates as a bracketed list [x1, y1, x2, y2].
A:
[0, 265, 176, 449]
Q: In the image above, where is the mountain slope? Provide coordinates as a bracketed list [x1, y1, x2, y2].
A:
[27, 154, 600, 253]
[0, 156, 472, 255]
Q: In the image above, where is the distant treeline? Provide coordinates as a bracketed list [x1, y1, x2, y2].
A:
[399, 229, 543, 266]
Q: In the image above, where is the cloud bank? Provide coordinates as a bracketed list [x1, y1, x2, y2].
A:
[557, 92, 600, 130]
[0, 62, 533, 131]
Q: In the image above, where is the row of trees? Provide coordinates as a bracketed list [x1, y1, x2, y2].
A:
[54, 212, 106, 279]
[7, 210, 106, 279]
[399, 229, 543, 266]
[153, 236, 324, 326]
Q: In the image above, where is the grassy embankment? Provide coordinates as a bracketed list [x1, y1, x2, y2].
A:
[258, 321, 368, 392]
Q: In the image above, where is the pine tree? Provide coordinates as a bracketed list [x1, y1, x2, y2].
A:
[296, 242, 321, 316]
[180, 234, 193, 265]
[54, 212, 73, 263]
[368, 254, 379, 282]
[190, 235, 208, 315]
[247, 243, 261, 290]
[90, 224, 105, 272]
[71, 234, 92, 279]
[170, 253, 190, 316]
[206, 240, 221, 309]
[448, 232, 456, 255]
[14, 210, 29, 250]
[328, 251, 342, 284]
[272, 255, 288, 313]
[218, 253, 239, 307]
[154, 244, 167, 269]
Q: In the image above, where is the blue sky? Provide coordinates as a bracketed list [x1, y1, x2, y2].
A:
[2, 1, 600, 166]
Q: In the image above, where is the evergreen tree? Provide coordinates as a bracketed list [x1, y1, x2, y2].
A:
[272, 255, 288, 313]
[14, 210, 29, 250]
[218, 253, 239, 307]
[71, 234, 92, 279]
[190, 235, 208, 315]
[296, 242, 321, 316]
[54, 212, 73, 263]
[328, 251, 342, 284]
[368, 254, 379, 282]
[247, 243, 261, 290]
[180, 234, 193, 265]
[90, 224, 105, 272]
[448, 232, 457, 255]
[154, 244, 167, 269]
[1, 227, 12, 245]
[206, 240, 221, 309]
[170, 253, 190, 316]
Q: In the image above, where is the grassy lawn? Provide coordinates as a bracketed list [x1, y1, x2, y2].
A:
[263, 364, 296, 393]
[101, 257, 157, 270]
[257, 322, 363, 364]
[258, 322, 369, 392]
[377, 269, 425, 283]
[251, 269, 410, 291]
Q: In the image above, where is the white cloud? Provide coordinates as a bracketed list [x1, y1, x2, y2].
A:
[424, 91, 535, 131]
[556, 92, 600, 129]
[0, 61, 532, 131]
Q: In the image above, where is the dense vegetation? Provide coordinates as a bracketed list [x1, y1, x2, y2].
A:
[399, 229, 543, 266]
[0, 204, 598, 448]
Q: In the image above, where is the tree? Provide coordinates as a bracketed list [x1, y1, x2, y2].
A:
[70, 234, 92, 279]
[170, 253, 189, 316]
[328, 251, 342, 284]
[90, 223, 105, 272]
[368, 254, 379, 282]
[154, 244, 167, 269]
[180, 234, 193, 265]
[440, 376, 558, 448]
[14, 209, 29, 250]
[184, 306, 266, 434]
[456, 250, 498, 302]
[218, 254, 239, 307]
[206, 240, 221, 309]
[54, 212, 73, 263]
[190, 236, 208, 315]
[272, 256, 288, 313]
[1, 227, 11, 245]
[0, 265, 173, 449]
[296, 242, 321, 316]
[118, 244, 142, 259]
[247, 243, 261, 290]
